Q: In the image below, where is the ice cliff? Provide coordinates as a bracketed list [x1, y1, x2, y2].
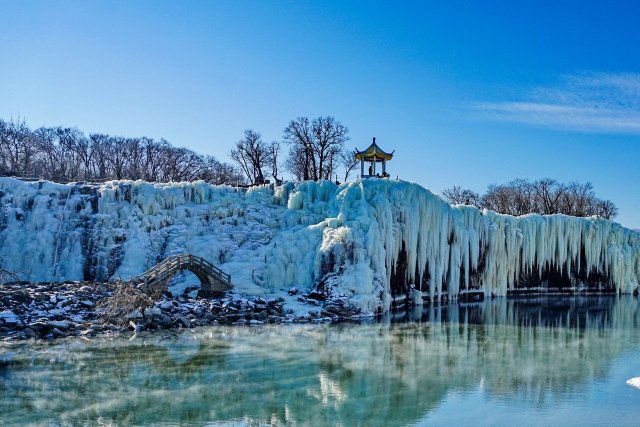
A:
[0, 177, 639, 313]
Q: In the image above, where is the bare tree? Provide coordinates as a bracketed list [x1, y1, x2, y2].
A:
[285, 144, 307, 181]
[534, 178, 565, 215]
[267, 141, 281, 183]
[441, 186, 481, 207]
[561, 182, 595, 217]
[312, 116, 349, 180]
[139, 137, 166, 182]
[339, 148, 358, 182]
[509, 178, 536, 216]
[34, 127, 67, 181]
[283, 117, 314, 180]
[230, 130, 271, 185]
[89, 133, 112, 180]
[482, 184, 514, 214]
[201, 156, 245, 185]
[593, 199, 618, 220]
[283, 116, 349, 181]
[0, 118, 37, 177]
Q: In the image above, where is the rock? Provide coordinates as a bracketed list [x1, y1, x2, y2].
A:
[22, 328, 37, 338]
[288, 287, 299, 295]
[144, 307, 162, 317]
[28, 322, 50, 333]
[306, 291, 326, 301]
[0, 310, 18, 325]
[10, 290, 30, 303]
[126, 310, 142, 319]
[51, 328, 66, 338]
[176, 316, 191, 328]
[157, 314, 172, 328]
[158, 301, 173, 310]
[47, 320, 70, 330]
[223, 313, 244, 322]
[0, 279, 360, 341]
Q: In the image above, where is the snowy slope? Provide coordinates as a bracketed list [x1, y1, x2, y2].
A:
[0, 177, 638, 313]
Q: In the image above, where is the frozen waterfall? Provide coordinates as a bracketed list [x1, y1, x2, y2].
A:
[0, 177, 638, 313]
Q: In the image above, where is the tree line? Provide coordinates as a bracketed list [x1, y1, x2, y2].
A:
[1, 115, 359, 187]
[442, 178, 618, 219]
[0, 118, 244, 184]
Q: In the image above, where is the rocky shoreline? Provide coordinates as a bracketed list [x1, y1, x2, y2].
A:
[0, 282, 362, 341]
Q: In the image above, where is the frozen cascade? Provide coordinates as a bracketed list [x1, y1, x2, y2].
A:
[0, 177, 639, 314]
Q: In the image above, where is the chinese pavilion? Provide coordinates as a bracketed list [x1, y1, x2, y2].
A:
[355, 137, 394, 178]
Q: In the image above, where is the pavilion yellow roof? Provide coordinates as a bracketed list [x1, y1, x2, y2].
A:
[355, 138, 394, 162]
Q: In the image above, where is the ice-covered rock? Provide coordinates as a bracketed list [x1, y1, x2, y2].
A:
[627, 377, 640, 389]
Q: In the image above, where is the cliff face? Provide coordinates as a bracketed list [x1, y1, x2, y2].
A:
[0, 177, 638, 313]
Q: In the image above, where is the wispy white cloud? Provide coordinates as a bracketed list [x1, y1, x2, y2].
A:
[473, 72, 640, 134]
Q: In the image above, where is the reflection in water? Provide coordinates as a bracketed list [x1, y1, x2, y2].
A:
[1, 296, 640, 426]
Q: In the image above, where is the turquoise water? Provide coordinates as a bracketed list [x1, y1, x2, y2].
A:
[2, 296, 640, 426]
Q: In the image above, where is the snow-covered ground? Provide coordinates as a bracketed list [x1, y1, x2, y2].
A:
[0, 177, 639, 314]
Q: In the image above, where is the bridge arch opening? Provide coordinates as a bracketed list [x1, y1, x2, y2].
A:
[168, 270, 201, 297]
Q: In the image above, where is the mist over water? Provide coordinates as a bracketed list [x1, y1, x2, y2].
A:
[2, 296, 640, 426]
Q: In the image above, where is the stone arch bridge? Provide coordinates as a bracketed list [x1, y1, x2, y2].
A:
[132, 254, 232, 297]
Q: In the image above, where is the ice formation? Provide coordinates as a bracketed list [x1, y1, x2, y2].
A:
[0, 177, 638, 313]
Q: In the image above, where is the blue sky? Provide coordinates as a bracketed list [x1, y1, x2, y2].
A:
[1, 0, 639, 227]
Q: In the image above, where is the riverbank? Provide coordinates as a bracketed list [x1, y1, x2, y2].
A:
[0, 282, 361, 341]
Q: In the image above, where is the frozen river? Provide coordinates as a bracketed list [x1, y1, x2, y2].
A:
[2, 296, 640, 426]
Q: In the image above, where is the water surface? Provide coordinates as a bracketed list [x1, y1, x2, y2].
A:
[2, 296, 640, 426]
